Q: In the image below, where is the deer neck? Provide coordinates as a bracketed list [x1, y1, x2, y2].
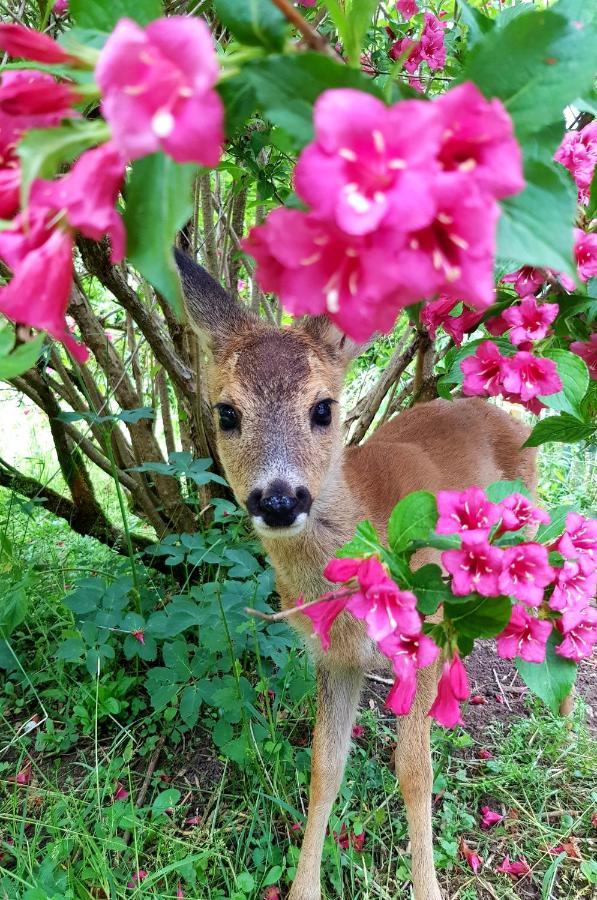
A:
[258, 455, 359, 604]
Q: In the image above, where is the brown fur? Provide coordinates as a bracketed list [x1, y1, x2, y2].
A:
[177, 254, 536, 900]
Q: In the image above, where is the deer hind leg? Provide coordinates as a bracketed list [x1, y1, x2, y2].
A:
[395, 662, 443, 900]
[289, 662, 364, 900]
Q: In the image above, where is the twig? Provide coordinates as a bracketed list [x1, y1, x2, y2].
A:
[493, 668, 512, 710]
[270, 0, 338, 57]
[245, 587, 356, 622]
[365, 672, 394, 686]
[121, 735, 166, 848]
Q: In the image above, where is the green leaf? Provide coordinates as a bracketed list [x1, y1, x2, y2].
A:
[17, 120, 109, 202]
[0, 334, 45, 380]
[0, 584, 28, 636]
[151, 788, 181, 819]
[580, 860, 597, 885]
[410, 565, 451, 616]
[180, 684, 202, 728]
[464, 2, 597, 139]
[459, 1, 494, 47]
[535, 505, 574, 544]
[217, 75, 257, 137]
[214, 0, 287, 51]
[524, 413, 596, 447]
[123, 153, 196, 319]
[337, 520, 382, 558]
[245, 53, 382, 148]
[388, 491, 438, 553]
[515, 632, 577, 715]
[444, 594, 512, 639]
[540, 349, 589, 418]
[497, 162, 576, 276]
[70, 0, 161, 31]
[485, 479, 531, 502]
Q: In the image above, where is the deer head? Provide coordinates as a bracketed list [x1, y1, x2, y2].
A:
[176, 250, 359, 539]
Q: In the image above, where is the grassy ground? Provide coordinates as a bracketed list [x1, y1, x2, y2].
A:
[0, 440, 596, 899]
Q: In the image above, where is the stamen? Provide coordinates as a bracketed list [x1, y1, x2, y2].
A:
[459, 158, 477, 172]
[388, 158, 406, 170]
[373, 129, 386, 153]
[326, 289, 340, 313]
[449, 233, 470, 250]
[300, 252, 322, 266]
[339, 147, 357, 161]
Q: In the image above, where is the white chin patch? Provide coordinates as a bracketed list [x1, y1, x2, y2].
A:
[252, 512, 308, 538]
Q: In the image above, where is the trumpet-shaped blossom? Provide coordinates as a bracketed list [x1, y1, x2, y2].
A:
[549, 559, 597, 612]
[385, 670, 418, 716]
[461, 341, 506, 397]
[574, 228, 597, 282]
[496, 856, 531, 878]
[113, 782, 129, 801]
[379, 629, 440, 672]
[502, 296, 559, 347]
[54, 0, 69, 14]
[436, 82, 524, 199]
[501, 351, 562, 402]
[496, 604, 552, 663]
[396, 175, 500, 310]
[396, 0, 418, 19]
[299, 593, 349, 652]
[555, 605, 597, 662]
[428, 654, 469, 728]
[294, 89, 440, 236]
[0, 22, 73, 64]
[554, 121, 597, 205]
[0, 70, 78, 128]
[502, 266, 546, 297]
[392, 13, 446, 74]
[570, 334, 597, 380]
[349, 580, 421, 641]
[498, 493, 550, 532]
[480, 806, 504, 829]
[421, 296, 483, 345]
[556, 512, 597, 563]
[30, 142, 126, 263]
[498, 543, 554, 606]
[96, 17, 223, 165]
[0, 210, 86, 361]
[243, 207, 412, 341]
[436, 485, 501, 536]
[0, 115, 20, 219]
[459, 838, 482, 873]
[442, 531, 503, 596]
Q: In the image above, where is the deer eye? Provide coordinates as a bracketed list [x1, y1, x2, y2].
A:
[311, 399, 333, 428]
[216, 404, 239, 432]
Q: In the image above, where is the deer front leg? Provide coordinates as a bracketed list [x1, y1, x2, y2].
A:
[289, 663, 364, 900]
[395, 662, 442, 900]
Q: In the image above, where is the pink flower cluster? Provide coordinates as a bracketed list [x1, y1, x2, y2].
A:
[305, 487, 595, 729]
[390, 12, 446, 82]
[244, 82, 524, 341]
[554, 120, 597, 206]
[300, 556, 441, 720]
[461, 341, 562, 413]
[0, 18, 223, 361]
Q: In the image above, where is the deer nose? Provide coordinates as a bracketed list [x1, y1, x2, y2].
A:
[247, 482, 312, 528]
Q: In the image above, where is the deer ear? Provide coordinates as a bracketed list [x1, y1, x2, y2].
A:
[175, 248, 256, 351]
[298, 315, 367, 366]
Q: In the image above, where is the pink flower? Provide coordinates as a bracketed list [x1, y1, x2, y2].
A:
[54, 0, 69, 13]
[30, 142, 126, 263]
[113, 782, 129, 801]
[574, 228, 597, 282]
[385, 669, 418, 716]
[421, 296, 483, 345]
[348, 580, 421, 641]
[294, 89, 440, 236]
[0, 69, 79, 120]
[428, 654, 469, 728]
[393, 13, 446, 73]
[299, 593, 349, 651]
[0, 209, 87, 362]
[485, 312, 510, 337]
[459, 838, 482, 873]
[132, 630, 145, 645]
[502, 296, 559, 347]
[501, 351, 562, 402]
[570, 334, 597, 380]
[461, 341, 506, 397]
[96, 17, 223, 165]
[127, 870, 148, 888]
[480, 806, 504, 829]
[496, 856, 531, 878]
[381, 630, 440, 672]
[0, 23, 73, 64]
[0, 115, 20, 219]
[496, 604, 552, 663]
[324, 556, 368, 584]
[549, 559, 597, 612]
[555, 605, 597, 662]
[176, 884, 184, 899]
[554, 121, 597, 204]
[503, 266, 546, 297]
[442, 532, 503, 596]
[478, 748, 492, 760]
[9, 762, 32, 785]
[498, 493, 550, 532]
[262, 889, 281, 900]
[397, 175, 500, 311]
[498, 543, 555, 606]
[396, 0, 418, 20]
[334, 824, 365, 851]
[436, 82, 524, 200]
[436, 485, 501, 537]
[556, 512, 597, 563]
[470, 694, 486, 705]
[351, 724, 365, 738]
[243, 208, 409, 342]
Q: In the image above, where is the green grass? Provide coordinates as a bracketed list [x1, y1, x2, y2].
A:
[0, 473, 596, 899]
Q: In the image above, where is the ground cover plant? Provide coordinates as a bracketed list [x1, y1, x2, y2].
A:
[0, 0, 596, 897]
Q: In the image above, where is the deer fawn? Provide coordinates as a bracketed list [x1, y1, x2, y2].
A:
[176, 249, 536, 900]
